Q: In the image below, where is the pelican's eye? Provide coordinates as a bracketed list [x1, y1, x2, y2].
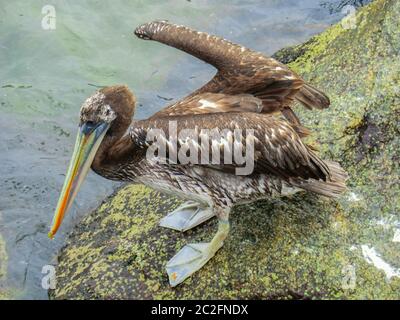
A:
[81, 121, 97, 135]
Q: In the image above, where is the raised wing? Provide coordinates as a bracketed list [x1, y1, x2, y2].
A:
[134, 21, 330, 124]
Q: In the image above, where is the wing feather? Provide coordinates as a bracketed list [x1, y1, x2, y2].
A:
[134, 21, 329, 125]
[132, 113, 330, 181]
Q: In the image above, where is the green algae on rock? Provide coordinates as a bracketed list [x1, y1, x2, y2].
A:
[0, 233, 12, 299]
[51, 0, 400, 299]
[0, 234, 7, 300]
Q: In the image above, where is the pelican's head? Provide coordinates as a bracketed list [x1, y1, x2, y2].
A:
[48, 85, 135, 238]
[79, 91, 117, 126]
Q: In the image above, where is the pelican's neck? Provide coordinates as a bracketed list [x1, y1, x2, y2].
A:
[91, 124, 136, 179]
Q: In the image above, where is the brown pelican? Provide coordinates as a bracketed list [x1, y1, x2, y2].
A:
[49, 21, 347, 287]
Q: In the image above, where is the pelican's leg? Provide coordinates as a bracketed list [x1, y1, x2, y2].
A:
[159, 201, 215, 232]
[166, 207, 230, 287]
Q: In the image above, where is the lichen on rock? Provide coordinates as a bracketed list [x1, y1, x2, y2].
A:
[0, 233, 11, 299]
[51, 0, 400, 299]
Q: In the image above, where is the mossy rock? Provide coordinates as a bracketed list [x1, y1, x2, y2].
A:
[0, 231, 16, 300]
[51, 0, 400, 299]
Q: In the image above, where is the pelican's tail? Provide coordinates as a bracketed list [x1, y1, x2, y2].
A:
[295, 83, 330, 110]
[291, 160, 348, 198]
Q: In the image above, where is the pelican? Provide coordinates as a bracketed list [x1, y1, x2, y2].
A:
[49, 21, 347, 287]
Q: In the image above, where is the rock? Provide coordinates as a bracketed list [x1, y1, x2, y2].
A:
[0, 233, 11, 299]
[272, 38, 317, 65]
[50, 0, 400, 299]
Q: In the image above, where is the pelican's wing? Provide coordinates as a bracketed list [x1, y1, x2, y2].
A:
[132, 113, 330, 181]
[148, 92, 310, 137]
[134, 21, 329, 124]
[151, 93, 264, 117]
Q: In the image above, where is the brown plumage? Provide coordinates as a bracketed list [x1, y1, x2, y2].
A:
[85, 20, 346, 203]
[51, 21, 348, 287]
[135, 21, 330, 127]
[90, 86, 346, 201]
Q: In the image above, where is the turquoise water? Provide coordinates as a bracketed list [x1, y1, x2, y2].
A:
[0, 0, 357, 299]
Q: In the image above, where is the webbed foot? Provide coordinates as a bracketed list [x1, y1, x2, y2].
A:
[159, 201, 214, 232]
[166, 242, 222, 286]
[165, 207, 230, 287]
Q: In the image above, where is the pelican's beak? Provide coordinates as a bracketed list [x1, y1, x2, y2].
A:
[48, 121, 110, 239]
